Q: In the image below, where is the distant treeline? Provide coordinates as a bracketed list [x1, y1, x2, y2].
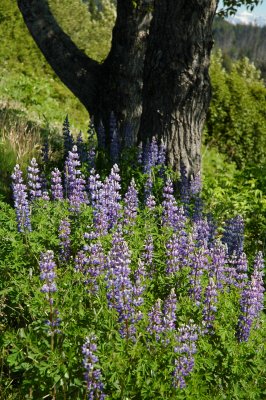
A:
[213, 17, 266, 81]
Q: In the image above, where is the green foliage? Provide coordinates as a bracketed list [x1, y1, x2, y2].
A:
[0, 0, 115, 132]
[205, 51, 266, 169]
[202, 146, 266, 256]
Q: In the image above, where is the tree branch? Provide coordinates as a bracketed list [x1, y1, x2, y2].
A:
[17, 0, 100, 114]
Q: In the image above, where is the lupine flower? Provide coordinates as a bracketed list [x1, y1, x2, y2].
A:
[146, 194, 156, 211]
[162, 178, 186, 231]
[51, 168, 63, 200]
[110, 112, 120, 164]
[83, 243, 106, 294]
[97, 164, 121, 230]
[106, 229, 140, 340]
[222, 215, 244, 256]
[144, 172, 153, 203]
[236, 252, 265, 342]
[75, 250, 88, 274]
[137, 142, 143, 165]
[39, 250, 61, 333]
[142, 139, 152, 173]
[65, 145, 87, 212]
[147, 299, 164, 341]
[11, 164, 32, 233]
[209, 240, 227, 290]
[63, 115, 74, 159]
[82, 334, 105, 399]
[189, 247, 209, 306]
[158, 141, 166, 166]
[76, 131, 88, 164]
[27, 158, 42, 200]
[88, 169, 103, 208]
[97, 120, 106, 150]
[150, 137, 159, 167]
[58, 218, 71, 263]
[166, 231, 188, 274]
[233, 251, 248, 289]
[173, 322, 198, 389]
[202, 278, 218, 333]
[163, 289, 177, 332]
[123, 178, 138, 227]
[192, 217, 210, 249]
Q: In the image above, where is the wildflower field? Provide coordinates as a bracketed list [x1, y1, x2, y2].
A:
[0, 117, 265, 400]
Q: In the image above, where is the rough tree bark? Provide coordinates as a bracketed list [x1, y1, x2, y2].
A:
[140, 0, 217, 176]
[17, 0, 218, 176]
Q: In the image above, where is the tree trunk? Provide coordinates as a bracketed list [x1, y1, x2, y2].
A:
[97, 0, 152, 150]
[139, 0, 218, 177]
[17, 0, 218, 174]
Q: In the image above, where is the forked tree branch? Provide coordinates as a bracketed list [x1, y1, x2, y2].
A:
[17, 0, 100, 113]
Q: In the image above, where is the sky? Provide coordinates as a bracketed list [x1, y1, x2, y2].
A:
[218, 1, 266, 25]
[218, 0, 266, 15]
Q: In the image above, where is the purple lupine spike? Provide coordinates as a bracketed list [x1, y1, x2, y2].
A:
[58, 218, 71, 263]
[27, 158, 42, 200]
[163, 289, 177, 332]
[236, 262, 265, 343]
[158, 140, 166, 166]
[76, 131, 88, 164]
[123, 178, 138, 227]
[222, 215, 244, 256]
[63, 115, 74, 159]
[144, 172, 153, 203]
[65, 145, 87, 213]
[39, 250, 61, 333]
[51, 168, 63, 200]
[41, 191, 50, 201]
[146, 194, 156, 211]
[142, 139, 151, 173]
[11, 164, 32, 233]
[189, 247, 209, 306]
[162, 178, 186, 231]
[88, 147, 96, 171]
[110, 112, 120, 164]
[147, 299, 164, 341]
[150, 137, 159, 167]
[82, 334, 106, 399]
[235, 251, 248, 289]
[88, 169, 103, 207]
[97, 120, 106, 150]
[84, 243, 106, 294]
[173, 322, 198, 389]
[143, 235, 154, 275]
[192, 218, 210, 249]
[137, 142, 143, 165]
[100, 164, 122, 230]
[166, 231, 188, 275]
[209, 240, 227, 290]
[202, 278, 218, 333]
[106, 229, 138, 340]
[75, 250, 88, 274]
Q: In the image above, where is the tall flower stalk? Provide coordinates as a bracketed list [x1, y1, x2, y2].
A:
[11, 164, 32, 233]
